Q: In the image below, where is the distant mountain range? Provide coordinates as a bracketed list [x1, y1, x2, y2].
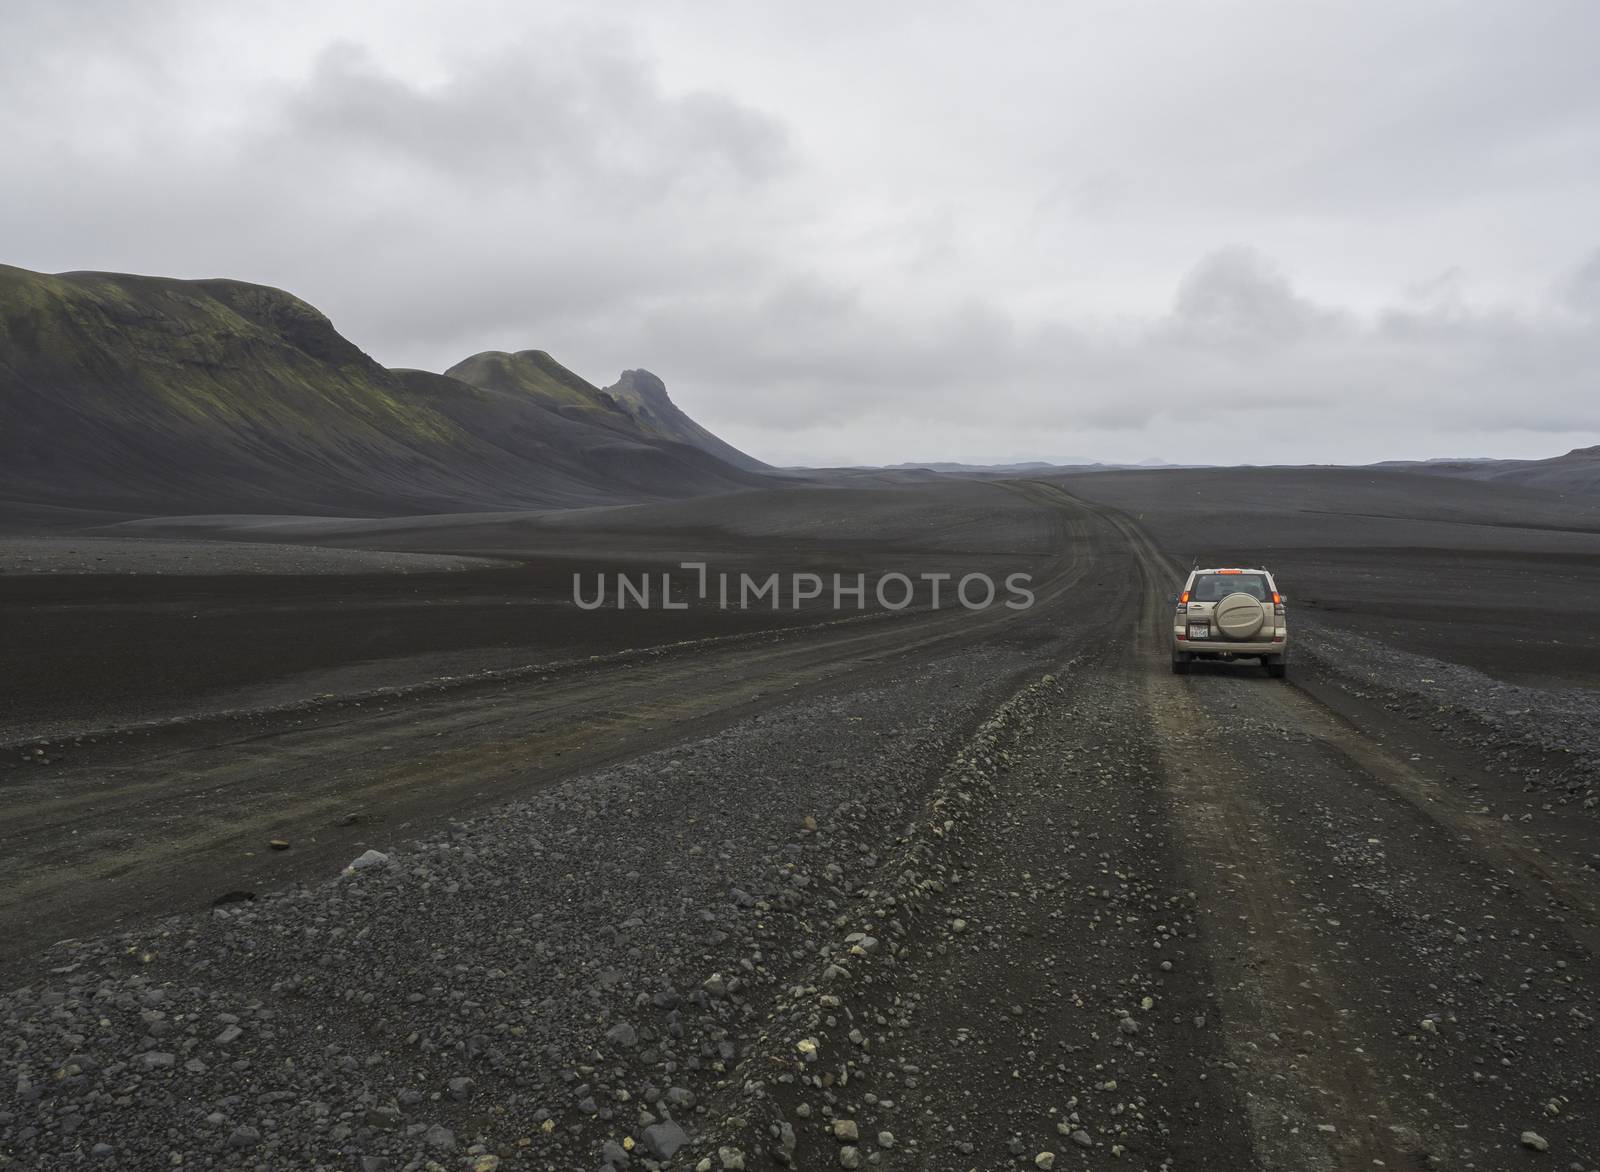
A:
[3, 262, 1597, 518]
[881, 459, 1199, 473]
[1372, 448, 1600, 496]
[884, 451, 1600, 494]
[880, 461, 1078, 473]
[0, 264, 770, 515]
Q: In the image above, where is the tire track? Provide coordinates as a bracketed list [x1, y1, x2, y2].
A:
[1076, 489, 1600, 1168]
[1081, 494, 1419, 1167]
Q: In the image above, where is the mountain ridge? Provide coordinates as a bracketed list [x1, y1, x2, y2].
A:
[0, 264, 771, 516]
[1375, 445, 1600, 496]
[441, 349, 767, 472]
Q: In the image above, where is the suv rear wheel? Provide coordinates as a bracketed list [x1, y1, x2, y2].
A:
[1265, 656, 1286, 680]
[1171, 652, 1189, 675]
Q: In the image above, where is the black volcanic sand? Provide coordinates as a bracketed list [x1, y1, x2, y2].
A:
[1058, 465, 1600, 688]
[0, 562, 810, 742]
[4, 473, 1600, 1172]
[0, 482, 1060, 743]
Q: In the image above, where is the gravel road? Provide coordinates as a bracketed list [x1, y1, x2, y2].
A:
[4, 485, 1599, 1171]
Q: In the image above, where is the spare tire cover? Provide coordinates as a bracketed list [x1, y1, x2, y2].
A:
[1214, 592, 1265, 640]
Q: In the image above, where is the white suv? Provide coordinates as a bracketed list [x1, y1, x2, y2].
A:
[1171, 567, 1288, 678]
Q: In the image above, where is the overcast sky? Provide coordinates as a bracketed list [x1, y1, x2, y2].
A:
[6, 0, 1600, 466]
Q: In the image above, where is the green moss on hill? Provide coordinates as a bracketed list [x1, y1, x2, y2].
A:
[0, 264, 457, 444]
[0, 263, 767, 513]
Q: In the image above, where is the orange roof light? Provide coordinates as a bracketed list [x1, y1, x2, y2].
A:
[1180, 590, 1190, 604]
[1217, 568, 1242, 574]
[1272, 592, 1281, 604]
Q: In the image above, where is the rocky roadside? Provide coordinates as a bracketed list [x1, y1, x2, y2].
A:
[1298, 619, 1600, 814]
[0, 635, 1077, 1171]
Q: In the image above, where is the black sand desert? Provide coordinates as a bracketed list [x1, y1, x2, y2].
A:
[7, 6, 1600, 1172]
[5, 290, 1600, 1168]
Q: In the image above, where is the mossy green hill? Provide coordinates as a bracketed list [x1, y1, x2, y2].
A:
[0, 265, 767, 515]
[442, 350, 766, 472]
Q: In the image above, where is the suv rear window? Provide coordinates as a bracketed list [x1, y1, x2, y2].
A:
[1190, 573, 1270, 602]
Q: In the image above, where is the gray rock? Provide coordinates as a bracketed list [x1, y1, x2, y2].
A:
[606, 1021, 639, 1048]
[642, 1120, 689, 1159]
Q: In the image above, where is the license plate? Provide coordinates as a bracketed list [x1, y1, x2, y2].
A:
[1187, 623, 1210, 639]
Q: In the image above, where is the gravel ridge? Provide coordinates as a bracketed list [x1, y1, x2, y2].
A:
[1299, 619, 1600, 811]
[680, 664, 1079, 1169]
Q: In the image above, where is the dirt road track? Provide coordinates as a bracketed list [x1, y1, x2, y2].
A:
[713, 485, 1600, 1170]
[932, 488, 1600, 1168]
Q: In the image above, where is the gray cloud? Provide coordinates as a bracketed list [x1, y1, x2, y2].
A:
[272, 38, 789, 191]
[1171, 248, 1350, 347]
[1562, 249, 1600, 314]
[3, 0, 1599, 467]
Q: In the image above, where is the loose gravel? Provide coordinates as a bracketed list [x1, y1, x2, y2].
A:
[1, 640, 1058, 1170]
[1300, 619, 1600, 811]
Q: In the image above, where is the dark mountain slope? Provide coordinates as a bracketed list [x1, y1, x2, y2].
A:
[442, 349, 628, 431]
[0, 265, 767, 515]
[392, 366, 771, 505]
[444, 351, 765, 472]
[602, 369, 767, 471]
[1380, 446, 1600, 496]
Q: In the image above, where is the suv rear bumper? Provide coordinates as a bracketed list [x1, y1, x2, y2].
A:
[1173, 635, 1286, 655]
